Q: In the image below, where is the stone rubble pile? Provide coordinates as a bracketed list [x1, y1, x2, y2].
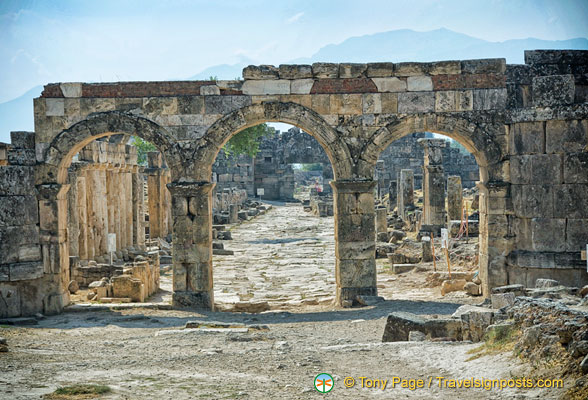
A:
[382, 279, 588, 380]
[85, 257, 160, 303]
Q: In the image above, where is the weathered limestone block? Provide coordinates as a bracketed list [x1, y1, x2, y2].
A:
[242, 65, 279, 80]
[421, 236, 433, 262]
[491, 292, 515, 309]
[0, 196, 39, 227]
[456, 305, 495, 342]
[0, 284, 21, 317]
[242, 80, 290, 95]
[397, 92, 435, 113]
[473, 88, 507, 110]
[440, 279, 467, 296]
[278, 64, 312, 79]
[382, 312, 462, 342]
[311, 63, 339, 78]
[375, 207, 387, 235]
[111, 275, 144, 302]
[366, 62, 394, 77]
[372, 77, 406, 93]
[407, 76, 433, 91]
[532, 75, 575, 107]
[510, 122, 544, 155]
[0, 166, 35, 196]
[339, 63, 367, 78]
[461, 58, 506, 74]
[546, 120, 588, 154]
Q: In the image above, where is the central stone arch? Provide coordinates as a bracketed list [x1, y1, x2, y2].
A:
[194, 102, 353, 181]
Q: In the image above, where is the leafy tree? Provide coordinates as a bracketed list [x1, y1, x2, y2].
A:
[132, 136, 157, 165]
[300, 163, 323, 171]
[223, 124, 274, 158]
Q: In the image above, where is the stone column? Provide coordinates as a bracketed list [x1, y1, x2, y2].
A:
[330, 180, 377, 306]
[418, 139, 446, 227]
[376, 207, 388, 241]
[113, 167, 122, 249]
[447, 175, 463, 222]
[124, 167, 133, 248]
[397, 169, 414, 220]
[67, 167, 80, 258]
[84, 167, 96, 260]
[76, 175, 88, 260]
[106, 166, 115, 248]
[229, 203, 239, 224]
[132, 165, 145, 248]
[168, 181, 215, 309]
[94, 165, 109, 256]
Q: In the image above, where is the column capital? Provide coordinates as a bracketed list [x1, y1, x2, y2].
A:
[167, 181, 216, 197]
[330, 180, 376, 194]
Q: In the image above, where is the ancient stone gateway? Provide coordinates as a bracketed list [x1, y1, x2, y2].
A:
[1, 49, 587, 316]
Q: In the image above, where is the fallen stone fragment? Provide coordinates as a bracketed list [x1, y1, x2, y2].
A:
[580, 285, 588, 298]
[382, 312, 462, 342]
[464, 282, 481, 296]
[355, 295, 385, 306]
[391, 264, 416, 274]
[67, 280, 79, 294]
[535, 278, 559, 288]
[491, 292, 516, 309]
[492, 284, 525, 296]
[440, 279, 466, 296]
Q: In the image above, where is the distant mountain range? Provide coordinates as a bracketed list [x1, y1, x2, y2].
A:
[2, 28, 587, 143]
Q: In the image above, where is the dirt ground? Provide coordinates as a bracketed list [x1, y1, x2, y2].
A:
[0, 204, 565, 399]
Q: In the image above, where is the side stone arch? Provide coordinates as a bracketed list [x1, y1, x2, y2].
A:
[35, 111, 187, 314]
[192, 102, 353, 181]
[43, 111, 184, 184]
[362, 112, 511, 295]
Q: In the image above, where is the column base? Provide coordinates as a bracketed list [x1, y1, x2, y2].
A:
[337, 287, 378, 307]
[172, 291, 213, 310]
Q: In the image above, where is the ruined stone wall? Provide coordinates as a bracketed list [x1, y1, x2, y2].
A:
[212, 152, 255, 196]
[0, 49, 584, 317]
[0, 132, 44, 317]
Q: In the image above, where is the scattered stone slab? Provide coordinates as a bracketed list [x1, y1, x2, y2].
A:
[491, 292, 516, 309]
[391, 264, 416, 274]
[535, 278, 559, 288]
[492, 284, 525, 296]
[213, 249, 234, 255]
[98, 297, 132, 303]
[232, 301, 271, 313]
[458, 306, 495, 342]
[159, 255, 172, 264]
[580, 285, 588, 298]
[382, 312, 462, 342]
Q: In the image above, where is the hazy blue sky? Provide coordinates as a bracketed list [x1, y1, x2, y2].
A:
[1, 0, 587, 103]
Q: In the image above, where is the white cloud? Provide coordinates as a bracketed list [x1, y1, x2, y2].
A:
[286, 12, 304, 24]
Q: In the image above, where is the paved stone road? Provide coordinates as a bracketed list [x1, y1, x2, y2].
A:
[213, 203, 336, 309]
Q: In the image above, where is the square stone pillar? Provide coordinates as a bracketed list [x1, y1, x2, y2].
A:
[167, 181, 215, 309]
[418, 139, 446, 227]
[388, 180, 397, 212]
[132, 166, 145, 248]
[397, 169, 414, 220]
[447, 175, 463, 222]
[76, 175, 88, 259]
[330, 180, 377, 306]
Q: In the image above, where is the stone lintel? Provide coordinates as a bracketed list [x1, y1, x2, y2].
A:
[417, 138, 447, 148]
[167, 181, 216, 197]
[330, 180, 376, 194]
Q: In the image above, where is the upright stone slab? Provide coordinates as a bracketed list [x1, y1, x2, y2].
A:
[168, 181, 215, 309]
[397, 169, 414, 220]
[388, 180, 397, 212]
[447, 175, 463, 222]
[331, 180, 377, 306]
[229, 203, 239, 224]
[418, 139, 446, 227]
[376, 207, 388, 235]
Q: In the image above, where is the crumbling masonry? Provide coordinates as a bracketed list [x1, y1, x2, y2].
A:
[1, 50, 587, 317]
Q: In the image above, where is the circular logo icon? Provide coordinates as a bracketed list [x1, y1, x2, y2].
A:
[314, 373, 334, 393]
